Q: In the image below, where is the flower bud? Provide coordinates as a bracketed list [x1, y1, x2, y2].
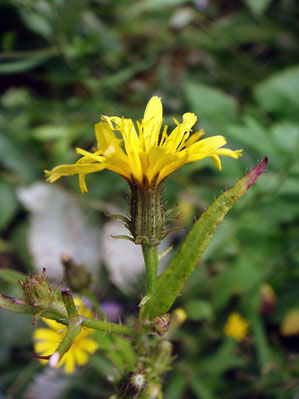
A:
[61, 253, 92, 293]
[151, 313, 171, 335]
[260, 283, 276, 315]
[118, 371, 147, 398]
[18, 268, 61, 325]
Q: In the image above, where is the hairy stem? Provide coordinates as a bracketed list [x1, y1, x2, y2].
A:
[142, 244, 159, 298]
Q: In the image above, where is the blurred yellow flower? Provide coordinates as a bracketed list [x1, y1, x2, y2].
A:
[281, 309, 299, 336]
[34, 298, 98, 373]
[224, 312, 249, 342]
[45, 96, 242, 193]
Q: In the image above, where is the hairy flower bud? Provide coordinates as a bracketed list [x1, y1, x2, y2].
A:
[118, 371, 147, 398]
[19, 268, 62, 325]
[151, 313, 171, 335]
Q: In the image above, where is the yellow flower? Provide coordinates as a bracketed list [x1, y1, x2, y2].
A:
[34, 298, 98, 373]
[224, 312, 249, 342]
[45, 96, 242, 193]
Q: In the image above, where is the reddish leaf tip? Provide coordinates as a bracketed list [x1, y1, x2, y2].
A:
[33, 353, 51, 360]
[246, 157, 269, 189]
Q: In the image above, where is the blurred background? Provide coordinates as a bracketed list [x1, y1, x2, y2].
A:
[0, 0, 299, 398]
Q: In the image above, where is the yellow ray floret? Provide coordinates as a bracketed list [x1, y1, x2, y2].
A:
[33, 298, 98, 374]
[45, 96, 242, 193]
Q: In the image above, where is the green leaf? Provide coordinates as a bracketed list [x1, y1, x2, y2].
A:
[0, 181, 18, 232]
[185, 300, 213, 321]
[0, 131, 39, 182]
[254, 65, 299, 119]
[125, 0, 192, 18]
[270, 122, 299, 153]
[190, 377, 214, 399]
[32, 125, 70, 141]
[244, 0, 273, 14]
[225, 116, 277, 161]
[247, 310, 273, 369]
[93, 333, 136, 372]
[185, 82, 239, 134]
[0, 50, 54, 74]
[0, 294, 32, 314]
[0, 269, 25, 286]
[197, 339, 245, 375]
[143, 158, 269, 319]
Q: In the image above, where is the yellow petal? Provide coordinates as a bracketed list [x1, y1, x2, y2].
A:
[63, 353, 76, 374]
[95, 122, 121, 152]
[185, 129, 205, 147]
[81, 338, 99, 354]
[215, 148, 243, 159]
[76, 148, 105, 163]
[147, 147, 178, 182]
[74, 348, 89, 366]
[158, 152, 188, 182]
[41, 318, 66, 331]
[211, 155, 222, 170]
[33, 328, 61, 359]
[142, 96, 163, 150]
[79, 174, 88, 193]
[34, 328, 62, 342]
[144, 96, 162, 126]
[34, 341, 57, 355]
[163, 113, 197, 153]
[45, 163, 106, 183]
[185, 136, 227, 163]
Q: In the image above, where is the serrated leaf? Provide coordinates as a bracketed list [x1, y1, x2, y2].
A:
[143, 158, 268, 319]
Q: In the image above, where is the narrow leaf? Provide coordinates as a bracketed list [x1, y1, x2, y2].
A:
[0, 269, 25, 285]
[0, 50, 54, 74]
[0, 294, 33, 314]
[144, 158, 269, 319]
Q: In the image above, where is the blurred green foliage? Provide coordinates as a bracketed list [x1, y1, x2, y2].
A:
[0, 0, 299, 398]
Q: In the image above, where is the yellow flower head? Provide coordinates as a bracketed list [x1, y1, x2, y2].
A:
[45, 96, 242, 193]
[34, 298, 98, 373]
[224, 312, 249, 342]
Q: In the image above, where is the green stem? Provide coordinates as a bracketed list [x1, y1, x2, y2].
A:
[82, 318, 136, 336]
[42, 311, 137, 336]
[142, 244, 159, 298]
[0, 295, 136, 336]
[53, 319, 81, 362]
[61, 289, 79, 319]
